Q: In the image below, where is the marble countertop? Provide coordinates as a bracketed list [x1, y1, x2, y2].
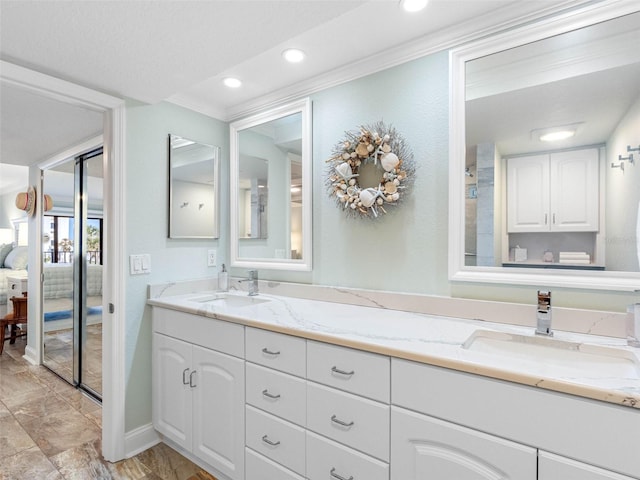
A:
[148, 289, 640, 410]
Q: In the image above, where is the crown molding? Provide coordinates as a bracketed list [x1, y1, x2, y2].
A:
[166, 92, 227, 122]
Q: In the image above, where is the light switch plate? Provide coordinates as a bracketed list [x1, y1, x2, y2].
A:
[130, 254, 151, 275]
[207, 249, 217, 267]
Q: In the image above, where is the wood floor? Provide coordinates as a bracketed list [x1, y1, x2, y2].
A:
[0, 337, 217, 480]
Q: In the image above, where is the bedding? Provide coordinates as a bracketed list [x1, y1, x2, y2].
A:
[0, 245, 102, 306]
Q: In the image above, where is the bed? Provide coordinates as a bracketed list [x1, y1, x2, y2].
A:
[0, 245, 103, 317]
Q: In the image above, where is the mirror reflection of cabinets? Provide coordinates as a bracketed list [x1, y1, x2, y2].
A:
[230, 99, 312, 271]
[168, 135, 220, 239]
[449, 4, 640, 290]
[507, 149, 599, 234]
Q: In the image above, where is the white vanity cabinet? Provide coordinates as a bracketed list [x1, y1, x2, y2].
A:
[391, 406, 536, 479]
[152, 308, 245, 480]
[392, 358, 640, 480]
[507, 148, 599, 233]
[538, 452, 637, 480]
[244, 327, 307, 479]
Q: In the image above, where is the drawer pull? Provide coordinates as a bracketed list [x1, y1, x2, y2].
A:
[261, 347, 281, 356]
[330, 468, 354, 480]
[189, 370, 197, 388]
[331, 366, 355, 377]
[331, 415, 354, 428]
[261, 435, 281, 447]
[262, 389, 281, 400]
[182, 368, 190, 385]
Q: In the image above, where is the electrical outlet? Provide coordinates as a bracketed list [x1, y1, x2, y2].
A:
[207, 249, 217, 267]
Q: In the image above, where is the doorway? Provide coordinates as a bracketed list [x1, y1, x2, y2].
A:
[42, 147, 104, 400]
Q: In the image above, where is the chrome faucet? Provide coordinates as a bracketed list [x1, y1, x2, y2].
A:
[535, 290, 553, 336]
[239, 270, 259, 296]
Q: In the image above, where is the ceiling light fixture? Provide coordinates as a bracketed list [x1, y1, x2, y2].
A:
[223, 77, 242, 88]
[282, 48, 305, 63]
[401, 0, 428, 12]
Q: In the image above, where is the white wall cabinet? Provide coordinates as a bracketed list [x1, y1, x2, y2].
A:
[391, 406, 537, 480]
[507, 149, 599, 233]
[152, 309, 245, 480]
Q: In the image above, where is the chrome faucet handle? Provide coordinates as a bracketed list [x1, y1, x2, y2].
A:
[239, 270, 259, 296]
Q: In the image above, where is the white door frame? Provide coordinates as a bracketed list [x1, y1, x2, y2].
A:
[1, 61, 127, 462]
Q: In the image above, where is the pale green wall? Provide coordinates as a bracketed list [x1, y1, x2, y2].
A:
[123, 50, 640, 434]
[124, 100, 229, 430]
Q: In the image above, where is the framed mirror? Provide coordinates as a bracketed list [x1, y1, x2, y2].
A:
[230, 98, 312, 271]
[168, 134, 220, 239]
[449, 3, 640, 291]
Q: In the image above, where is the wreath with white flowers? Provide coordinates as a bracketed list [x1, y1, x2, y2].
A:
[326, 121, 415, 218]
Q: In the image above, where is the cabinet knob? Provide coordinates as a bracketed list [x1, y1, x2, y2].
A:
[189, 370, 197, 388]
[182, 368, 190, 385]
[261, 435, 280, 447]
[331, 366, 355, 377]
[331, 415, 354, 428]
[330, 468, 354, 480]
[262, 389, 281, 400]
[261, 347, 281, 356]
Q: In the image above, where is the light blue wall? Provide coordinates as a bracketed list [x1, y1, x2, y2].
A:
[124, 100, 229, 430]
[123, 49, 640, 433]
[308, 51, 450, 294]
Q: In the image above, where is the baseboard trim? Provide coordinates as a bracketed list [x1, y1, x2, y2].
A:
[23, 345, 38, 365]
[124, 423, 161, 458]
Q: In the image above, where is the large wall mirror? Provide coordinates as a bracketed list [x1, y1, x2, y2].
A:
[168, 134, 220, 239]
[449, 3, 640, 291]
[230, 98, 312, 271]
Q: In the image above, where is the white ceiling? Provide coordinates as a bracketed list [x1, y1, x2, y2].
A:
[2, 0, 628, 190]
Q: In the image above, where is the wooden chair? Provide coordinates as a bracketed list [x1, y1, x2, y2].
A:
[0, 295, 27, 354]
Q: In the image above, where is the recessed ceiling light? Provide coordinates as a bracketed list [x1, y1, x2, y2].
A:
[223, 77, 242, 88]
[401, 0, 428, 12]
[282, 48, 305, 63]
[539, 130, 576, 142]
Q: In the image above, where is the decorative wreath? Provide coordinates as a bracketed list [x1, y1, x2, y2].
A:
[326, 121, 415, 218]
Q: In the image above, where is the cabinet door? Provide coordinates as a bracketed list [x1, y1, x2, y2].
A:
[152, 333, 192, 450]
[507, 154, 550, 232]
[539, 451, 636, 480]
[192, 345, 245, 480]
[391, 407, 536, 480]
[550, 149, 599, 232]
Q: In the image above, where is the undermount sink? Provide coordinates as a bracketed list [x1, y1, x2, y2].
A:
[190, 292, 270, 308]
[463, 329, 640, 379]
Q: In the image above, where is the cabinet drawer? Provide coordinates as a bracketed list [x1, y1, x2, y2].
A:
[307, 382, 389, 462]
[306, 430, 389, 480]
[245, 448, 304, 480]
[246, 328, 306, 377]
[153, 308, 244, 358]
[246, 405, 306, 476]
[246, 362, 306, 426]
[307, 341, 390, 402]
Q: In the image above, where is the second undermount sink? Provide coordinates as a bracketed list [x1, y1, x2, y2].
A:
[463, 329, 640, 379]
[191, 292, 270, 308]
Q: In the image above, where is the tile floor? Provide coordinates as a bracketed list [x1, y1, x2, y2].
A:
[0, 338, 218, 480]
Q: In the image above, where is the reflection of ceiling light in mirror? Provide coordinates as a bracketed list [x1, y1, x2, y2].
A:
[223, 77, 242, 88]
[291, 186, 301, 193]
[540, 130, 575, 142]
[532, 123, 581, 143]
[401, 0, 428, 12]
[282, 48, 305, 63]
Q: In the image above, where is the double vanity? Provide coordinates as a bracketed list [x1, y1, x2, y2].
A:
[148, 281, 640, 480]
